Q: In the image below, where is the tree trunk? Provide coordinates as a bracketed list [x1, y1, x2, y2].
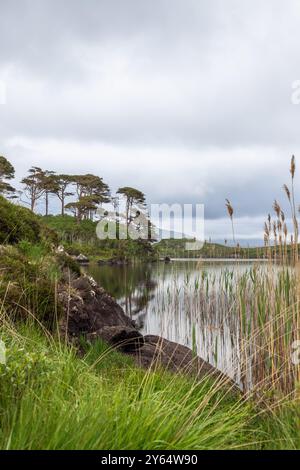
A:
[61, 196, 65, 216]
[126, 199, 130, 230]
[45, 192, 49, 216]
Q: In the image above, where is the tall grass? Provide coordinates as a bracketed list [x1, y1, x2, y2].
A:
[145, 262, 300, 396]
[214, 156, 300, 394]
[0, 319, 299, 450]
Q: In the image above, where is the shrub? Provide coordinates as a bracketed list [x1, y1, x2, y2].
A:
[0, 196, 59, 246]
[0, 246, 61, 328]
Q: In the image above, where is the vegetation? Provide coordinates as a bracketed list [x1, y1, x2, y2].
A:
[0, 239, 81, 330]
[151, 262, 300, 395]
[0, 156, 15, 197]
[0, 157, 299, 449]
[0, 198, 80, 329]
[225, 199, 235, 244]
[0, 155, 155, 262]
[64, 174, 110, 222]
[117, 186, 146, 228]
[0, 243, 299, 449]
[0, 195, 57, 245]
[155, 238, 265, 259]
[21, 167, 47, 212]
[0, 322, 299, 450]
[43, 214, 156, 262]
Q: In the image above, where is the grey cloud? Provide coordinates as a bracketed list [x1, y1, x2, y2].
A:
[0, 0, 300, 231]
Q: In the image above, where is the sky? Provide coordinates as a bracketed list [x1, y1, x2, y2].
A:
[0, 0, 300, 243]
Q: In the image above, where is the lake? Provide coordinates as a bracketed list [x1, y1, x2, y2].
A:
[86, 259, 271, 386]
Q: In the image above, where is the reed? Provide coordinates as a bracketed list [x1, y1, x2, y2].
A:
[148, 262, 300, 397]
[282, 155, 299, 263]
[225, 199, 235, 245]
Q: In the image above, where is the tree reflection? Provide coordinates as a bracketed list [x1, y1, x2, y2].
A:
[86, 263, 157, 326]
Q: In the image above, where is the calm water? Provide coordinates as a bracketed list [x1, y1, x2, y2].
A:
[86, 259, 266, 383]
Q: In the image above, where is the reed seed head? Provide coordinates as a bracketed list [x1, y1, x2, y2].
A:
[264, 222, 269, 237]
[283, 184, 291, 201]
[273, 200, 281, 218]
[225, 199, 234, 219]
[290, 155, 296, 179]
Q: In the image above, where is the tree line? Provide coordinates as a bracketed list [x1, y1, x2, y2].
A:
[0, 155, 146, 226]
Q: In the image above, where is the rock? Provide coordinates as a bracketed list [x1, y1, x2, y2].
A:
[76, 254, 89, 264]
[59, 275, 135, 337]
[72, 276, 93, 292]
[132, 335, 236, 388]
[164, 256, 171, 263]
[88, 326, 144, 352]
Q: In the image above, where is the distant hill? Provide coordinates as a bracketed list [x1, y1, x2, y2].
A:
[155, 238, 266, 259]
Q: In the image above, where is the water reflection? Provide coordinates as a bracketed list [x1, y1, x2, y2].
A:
[86, 263, 157, 320]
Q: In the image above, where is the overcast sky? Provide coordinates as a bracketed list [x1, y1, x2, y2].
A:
[0, 0, 300, 242]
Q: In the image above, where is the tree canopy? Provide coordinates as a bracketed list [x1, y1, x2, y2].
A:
[0, 156, 16, 197]
[0, 157, 153, 242]
[117, 186, 146, 227]
[21, 167, 46, 211]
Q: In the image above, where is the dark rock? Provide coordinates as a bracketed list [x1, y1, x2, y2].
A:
[131, 335, 237, 390]
[59, 275, 135, 337]
[88, 326, 144, 352]
[164, 256, 171, 263]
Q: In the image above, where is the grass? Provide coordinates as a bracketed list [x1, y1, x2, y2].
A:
[0, 321, 299, 450]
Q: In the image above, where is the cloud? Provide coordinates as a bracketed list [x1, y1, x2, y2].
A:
[0, 0, 300, 238]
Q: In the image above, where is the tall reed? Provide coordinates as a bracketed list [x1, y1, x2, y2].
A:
[147, 262, 300, 396]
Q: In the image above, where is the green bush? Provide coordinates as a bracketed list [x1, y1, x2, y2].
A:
[0, 196, 59, 247]
[0, 196, 42, 244]
[0, 246, 64, 328]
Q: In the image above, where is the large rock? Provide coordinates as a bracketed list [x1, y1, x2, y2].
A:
[87, 326, 144, 352]
[58, 275, 135, 337]
[133, 335, 220, 378]
[131, 336, 239, 390]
